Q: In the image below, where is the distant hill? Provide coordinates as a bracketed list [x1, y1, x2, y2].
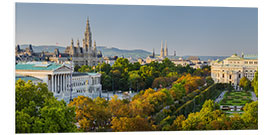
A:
[19, 44, 228, 60]
[19, 44, 152, 58]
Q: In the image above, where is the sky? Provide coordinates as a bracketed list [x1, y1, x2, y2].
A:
[16, 3, 258, 56]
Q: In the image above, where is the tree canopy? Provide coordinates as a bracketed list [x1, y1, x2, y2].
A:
[16, 80, 77, 133]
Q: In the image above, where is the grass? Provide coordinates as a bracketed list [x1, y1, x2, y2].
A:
[220, 91, 252, 106]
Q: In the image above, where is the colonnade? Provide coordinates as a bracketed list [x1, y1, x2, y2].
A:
[49, 74, 72, 94]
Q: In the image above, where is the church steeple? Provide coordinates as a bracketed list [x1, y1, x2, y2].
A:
[77, 39, 81, 54]
[160, 40, 164, 58]
[70, 38, 75, 55]
[164, 40, 168, 57]
[84, 17, 92, 53]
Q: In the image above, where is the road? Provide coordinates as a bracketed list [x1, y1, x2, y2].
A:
[215, 91, 227, 103]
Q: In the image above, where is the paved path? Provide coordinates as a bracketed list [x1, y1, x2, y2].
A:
[251, 91, 258, 101]
[215, 91, 227, 103]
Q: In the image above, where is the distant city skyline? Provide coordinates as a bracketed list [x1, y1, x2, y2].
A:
[16, 3, 258, 56]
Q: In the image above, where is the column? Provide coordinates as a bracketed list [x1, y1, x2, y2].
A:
[54, 75, 57, 93]
[60, 74, 62, 93]
[52, 75, 54, 93]
[57, 74, 59, 93]
[64, 74, 66, 92]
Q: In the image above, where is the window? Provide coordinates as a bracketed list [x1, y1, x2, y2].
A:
[239, 74, 241, 78]
[229, 75, 232, 79]
[254, 62, 258, 64]
[245, 61, 248, 64]
[222, 74, 224, 78]
[249, 61, 253, 64]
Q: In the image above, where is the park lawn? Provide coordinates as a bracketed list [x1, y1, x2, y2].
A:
[220, 91, 252, 106]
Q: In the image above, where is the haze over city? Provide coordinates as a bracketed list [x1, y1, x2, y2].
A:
[16, 3, 258, 56]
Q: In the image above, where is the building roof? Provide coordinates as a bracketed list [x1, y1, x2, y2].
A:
[225, 54, 243, 61]
[244, 55, 258, 60]
[16, 74, 42, 82]
[16, 62, 62, 71]
[87, 73, 100, 76]
[72, 72, 100, 77]
[187, 56, 200, 61]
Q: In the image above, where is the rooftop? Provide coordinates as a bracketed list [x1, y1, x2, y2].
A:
[16, 74, 42, 82]
[16, 62, 62, 71]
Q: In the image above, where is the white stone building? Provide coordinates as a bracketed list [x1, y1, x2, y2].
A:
[15, 62, 102, 102]
[211, 53, 258, 87]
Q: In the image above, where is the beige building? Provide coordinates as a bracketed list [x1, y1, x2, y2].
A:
[211, 53, 258, 88]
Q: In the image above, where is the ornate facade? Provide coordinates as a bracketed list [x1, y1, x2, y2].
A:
[211, 53, 258, 87]
[65, 18, 103, 67]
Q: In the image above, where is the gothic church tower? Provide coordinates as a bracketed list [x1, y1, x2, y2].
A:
[83, 17, 92, 53]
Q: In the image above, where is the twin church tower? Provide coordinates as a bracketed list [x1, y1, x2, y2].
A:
[160, 40, 168, 58]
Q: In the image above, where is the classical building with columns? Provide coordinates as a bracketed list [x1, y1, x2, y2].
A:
[15, 62, 102, 102]
[211, 53, 258, 88]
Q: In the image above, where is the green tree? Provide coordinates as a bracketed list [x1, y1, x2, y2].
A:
[74, 65, 81, 72]
[252, 71, 258, 97]
[239, 76, 251, 91]
[128, 71, 144, 91]
[100, 71, 112, 91]
[205, 76, 214, 86]
[78, 65, 92, 73]
[242, 101, 258, 129]
[169, 82, 186, 101]
[16, 80, 77, 133]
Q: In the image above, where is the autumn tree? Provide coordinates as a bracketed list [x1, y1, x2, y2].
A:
[68, 96, 111, 132]
[239, 76, 251, 91]
[170, 115, 185, 130]
[16, 80, 77, 133]
[111, 116, 154, 131]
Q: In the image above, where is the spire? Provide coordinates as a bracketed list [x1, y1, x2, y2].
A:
[165, 40, 168, 57]
[241, 52, 244, 58]
[160, 40, 164, 58]
[84, 17, 92, 52]
[77, 39, 81, 54]
[93, 40, 96, 51]
[70, 38, 75, 55]
[153, 48, 155, 58]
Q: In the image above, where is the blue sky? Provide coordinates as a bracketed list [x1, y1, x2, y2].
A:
[16, 3, 258, 56]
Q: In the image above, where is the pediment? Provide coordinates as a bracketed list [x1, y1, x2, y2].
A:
[53, 65, 71, 73]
